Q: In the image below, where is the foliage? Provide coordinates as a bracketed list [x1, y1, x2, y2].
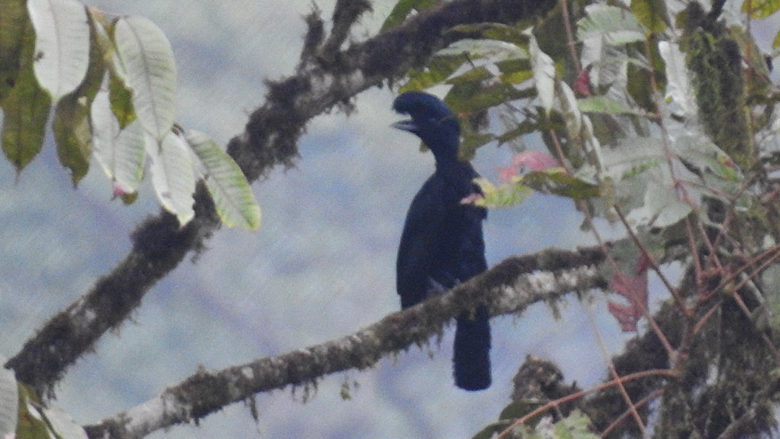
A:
[390, 0, 780, 435]
[1, 0, 779, 437]
[0, 0, 260, 229]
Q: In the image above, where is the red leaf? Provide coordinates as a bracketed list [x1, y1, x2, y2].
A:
[608, 254, 649, 332]
[511, 151, 560, 172]
[498, 166, 518, 183]
[460, 193, 484, 205]
[574, 69, 591, 96]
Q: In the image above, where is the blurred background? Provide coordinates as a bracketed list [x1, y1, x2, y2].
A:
[1, 1, 773, 437]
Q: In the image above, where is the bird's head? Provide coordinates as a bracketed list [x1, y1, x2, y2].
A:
[392, 91, 460, 161]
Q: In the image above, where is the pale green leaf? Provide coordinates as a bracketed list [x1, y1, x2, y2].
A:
[91, 91, 146, 194]
[658, 41, 696, 117]
[774, 29, 780, 48]
[52, 23, 104, 185]
[577, 4, 646, 45]
[601, 137, 665, 180]
[550, 410, 599, 439]
[0, 364, 17, 438]
[643, 179, 692, 227]
[186, 130, 261, 230]
[27, 0, 90, 102]
[672, 134, 743, 181]
[437, 38, 527, 61]
[527, 32, 555, 114]
[114, 15, 176, 141]
[147, 131, 195, 225]
[557, 81, 582, 138]
[577, 95, 649, 116]
[602, 137, 711, 227]
[43, 407, 87, 439]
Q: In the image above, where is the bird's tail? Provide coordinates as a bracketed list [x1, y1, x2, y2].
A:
[453, 306, 491, 391]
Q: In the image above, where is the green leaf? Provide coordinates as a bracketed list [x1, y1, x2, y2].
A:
[186, 130, 261, 230]
[0, 364, 17, 438]
[577, 4, 646, 45]
[0, 0, 29, 102]
[53, 96, 92, 184]
[108, 71, 136, 128]
[1, 19, 51, 173]
[742, 0, 780, 18]
[91, 91, 146, 195]
[472, 177, 534, 208]
[497, 118, 542, 145]
[401, 54, 464, 92]
[496, 57, 533, 84]
[577, 95, 649, 116]
[631, 0, 668, 34]
[447, 81, 531, 114]
[521, 168, 600, 199]
[459, 129, 495, 160]
[16, 385, 51, 439]
[774, 29, 780, 48]
[447, 65, 493, 84]
[470, 419, 514, 439]
[114, 15, 176, 141]
[380, 0, 439, 31]
[449, 23, 530, 46]
[147, 131, 195, 225]
[626, 62, 655, 115]
[27, 0, 90, 102]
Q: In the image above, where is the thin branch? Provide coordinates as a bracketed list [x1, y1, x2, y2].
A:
[588, 304, 649, 437]
[614, 206, 685, 317]
[496, 369, 676, 438]
[600, 389, 664, 438]
[83, 246, 606, 439]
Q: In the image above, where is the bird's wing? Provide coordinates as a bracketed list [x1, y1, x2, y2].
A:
[396, 175, 447, 308]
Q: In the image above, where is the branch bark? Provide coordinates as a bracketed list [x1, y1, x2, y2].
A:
[6, 0, 557, 398]
[83, 246, 606, 439]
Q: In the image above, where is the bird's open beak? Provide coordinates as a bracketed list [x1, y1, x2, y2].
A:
[391, 119, 418, 132]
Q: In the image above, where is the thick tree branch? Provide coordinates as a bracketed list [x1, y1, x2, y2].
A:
[83, 246, 606, 439]
[6, 0, 556, 398]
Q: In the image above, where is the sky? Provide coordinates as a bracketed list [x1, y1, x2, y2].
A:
[4, 0, 774, 438]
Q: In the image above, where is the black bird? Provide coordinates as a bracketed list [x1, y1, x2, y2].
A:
[392, 91, 491, 391]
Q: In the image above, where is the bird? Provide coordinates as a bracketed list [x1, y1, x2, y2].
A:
[391, 90, 491, 391]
